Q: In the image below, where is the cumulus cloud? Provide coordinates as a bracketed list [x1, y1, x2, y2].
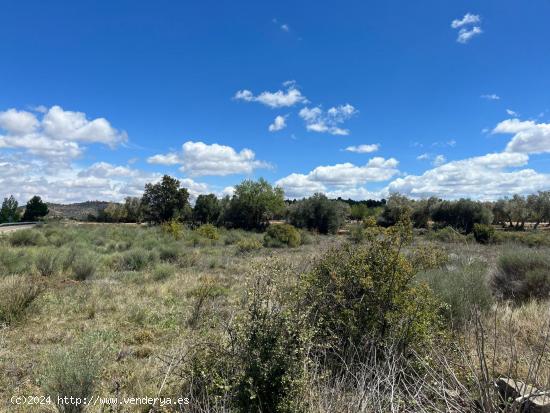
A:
[432, 155, 447, 166]
[0, 105, 127, 162]
[234, 84, 307, 108]
[345, 144, 380, 153]
[148, 141, 270, 176]
[492, 118, 550, 154]
[451, 13, 481, 29]
[451, 13, 482, 44]
[299, 104, 357, 135]
[268, 115, 287, 132]
[457, 26, 482, 43]
[417, 153, 430, 161]
[386, 152, 547, 200]
[276, 157, 399, 199]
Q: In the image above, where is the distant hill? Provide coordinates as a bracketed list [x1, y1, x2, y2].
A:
[47, 201, 111, 220]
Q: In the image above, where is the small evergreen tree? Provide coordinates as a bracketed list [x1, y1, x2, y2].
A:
[0, 195, 20, 223]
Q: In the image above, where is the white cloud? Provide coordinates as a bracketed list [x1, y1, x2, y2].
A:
[506, 109, 518, 116]
[481, 94, 500, 100]
[0, 105, 127, 162]
[147, 152, 182, 165]
[417, 153, 430, 161]
[280, 24, 290, 32]
[451, 13, 481, 29]
[268, 115, 287, 132]
[386, 152, 547, 200]
[299, 104, 358, 136]
[148, 141, 270, 177]
[493, 118, 550, 154]
[276, 157, 399, 199]
[345, 144, 380, 153]
[457, 26, 482, 44]
[432, 155, 447, 166]
[451, 13, 482, 44]
[234, 84, 307, 108]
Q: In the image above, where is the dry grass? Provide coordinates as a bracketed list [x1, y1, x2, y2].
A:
[0, 223, 549, 412]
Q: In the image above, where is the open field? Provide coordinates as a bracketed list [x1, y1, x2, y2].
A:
[1, 222, 550, 412]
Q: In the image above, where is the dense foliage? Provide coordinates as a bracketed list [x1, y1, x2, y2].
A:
[141, 175, 191, 223]
[22, 195, 49, 221]
[288, 193, 349, 234]
[263, 223, 301, 248]
[0, 195, 20, 223]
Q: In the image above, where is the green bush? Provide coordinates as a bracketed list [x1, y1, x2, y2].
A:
[473, 223, 495, 244]
[161, 219, 185, 240]
[224, 230, 244, 245]
[182, 263, 309, 413]
[195, 223, 220, 240]
[158, 243, 181, 262]
[152, 263, 175, 281]
[118, 248, 154, 271]
[417, 260, 493, 326]
[426, 226, 469, 243]
[301, 223, 442, 362]
[9, 229, 46, 246]
[263, 224, 301, 248]
[41, 337, 102, 413]
[72, 257, 97, 281]
[288, 193, 349, 234]
[236, 238, 263, 253]
[35, 250, 59, 277]
[0, 276, 42, 324]
[492, 249, 550, 302]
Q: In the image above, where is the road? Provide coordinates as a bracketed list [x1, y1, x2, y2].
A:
[0, 223, 37, 233]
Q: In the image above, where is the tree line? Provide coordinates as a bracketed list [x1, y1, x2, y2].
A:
[3, 175, 549, 234]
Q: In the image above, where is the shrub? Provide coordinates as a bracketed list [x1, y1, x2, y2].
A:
[41, 337, 102, 413]
[301, 223, 442, 362]
[158, 244, 180, 262]
[35, 250, 59, 277]
[152, 263, 175, 281]
[473, 223, 495, 244]
[224, 230, 244, 245]
[417, 260, 493, 326]
[118, 248, 153, 271]
[161, 219, 184, 240]
[426, 226, 469, 243]
[72, 257, 97, 281]
[9, 229, 46, 246]
[195, 223, 220, 240]
[263, 224, 301, 248]
[181, 262, 309, 413]
[0, 276, 42, 324]
[348, 224, 366, 244]
[492, 249, 550, 302]
[377, 193, 412, 227]
[186, 276, 227, 327]
[236, 238, 263, 253]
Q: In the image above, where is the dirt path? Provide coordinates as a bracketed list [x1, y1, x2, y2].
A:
[0, 224, 37, 233]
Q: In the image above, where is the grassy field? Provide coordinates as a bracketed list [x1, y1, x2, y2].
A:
[1, 222, 550, 412]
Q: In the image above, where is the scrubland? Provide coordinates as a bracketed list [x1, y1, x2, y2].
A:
[1, 222, 549, 412]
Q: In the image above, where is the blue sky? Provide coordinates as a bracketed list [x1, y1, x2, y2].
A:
[1, 0, 549, 203]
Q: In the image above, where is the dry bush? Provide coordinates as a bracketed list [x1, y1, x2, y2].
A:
[0, 275, 42, 324]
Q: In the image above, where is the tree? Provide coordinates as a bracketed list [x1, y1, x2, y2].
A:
[104, 203, 127, 222]
[224, 179, 285, 230]
[22, 195, 49, 221]
[506, 195, 529, 230]
[0, 195, 20, 223]
[527, 191, 550, 230]
[193, 194, 221, 224]
[288, 193, 350, 234]
[431, 199, 493, 233]
[124, 197, 143, 223]
[377, 193, 412, 227]
[141, 175, 191, 224]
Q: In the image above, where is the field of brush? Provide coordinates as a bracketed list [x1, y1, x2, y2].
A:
[1, 222, 550, 412]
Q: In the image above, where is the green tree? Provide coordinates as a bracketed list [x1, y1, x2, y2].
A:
[22, 195, 49, 221]
[288, 193, 350, 234]
[431, 198, 493, 233]
[527, 191, 550, 230]
[141, 175, 191, 224]
[377, 193, 412, 227]
[0, 195, 20, 223]
[124, 197, 143, 223]
[193, 194, 221, 224]
[224, 179, 285, 230]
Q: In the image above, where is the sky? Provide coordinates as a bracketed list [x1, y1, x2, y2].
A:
[1, 0, 550, 203]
